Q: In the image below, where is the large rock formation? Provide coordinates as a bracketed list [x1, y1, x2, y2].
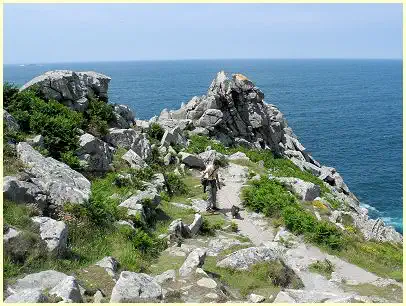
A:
[19, 70, 111, 112]
[15, 142, 91, 207]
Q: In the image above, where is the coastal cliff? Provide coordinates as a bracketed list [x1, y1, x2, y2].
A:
[3, 70, 403, 303]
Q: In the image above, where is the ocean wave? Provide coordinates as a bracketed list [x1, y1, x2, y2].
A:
[360, 202, 380, 213]
[381, 217, 403, 229]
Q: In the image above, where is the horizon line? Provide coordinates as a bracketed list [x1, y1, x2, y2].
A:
[4, 57, 403, 65]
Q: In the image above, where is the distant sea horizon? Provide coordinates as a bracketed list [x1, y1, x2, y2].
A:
[4, 59, 403, 233]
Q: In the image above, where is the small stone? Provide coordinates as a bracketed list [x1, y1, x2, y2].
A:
[205, 293, 219, 299]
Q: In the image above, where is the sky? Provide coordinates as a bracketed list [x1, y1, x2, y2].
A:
[3, 3, 403, 64]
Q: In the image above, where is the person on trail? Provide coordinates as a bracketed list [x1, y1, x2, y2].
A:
[201, 159, 222, 212]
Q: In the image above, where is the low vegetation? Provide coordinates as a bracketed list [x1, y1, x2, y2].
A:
[308, 259, 334, 279]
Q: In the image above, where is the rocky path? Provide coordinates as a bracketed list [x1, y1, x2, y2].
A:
[217, 163, 275, 246]
[216, 163, 403, 302]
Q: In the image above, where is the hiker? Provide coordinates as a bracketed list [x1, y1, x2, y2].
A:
[201, 159, 222, 212]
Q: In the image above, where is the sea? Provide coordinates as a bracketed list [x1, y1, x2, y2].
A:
[3, 59, 403, 233]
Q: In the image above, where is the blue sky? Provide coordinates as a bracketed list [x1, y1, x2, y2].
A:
[4, 3, 402, 64]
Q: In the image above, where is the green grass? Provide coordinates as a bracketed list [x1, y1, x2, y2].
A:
[186, 135, 228, 154]
[333, 240, 403, 281]
[149, 253, 186, 275]
[343, 283, 402, 303]
[308, 259, 334, 279]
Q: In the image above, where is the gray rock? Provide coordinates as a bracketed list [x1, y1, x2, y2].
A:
[189, 127, 209, 136]
[168, 219, 190, 239]
[249, 293, 265, 303]
[31, 217, 68, 255]
[216, 247, 279, 270]
[112, 104, 135, 129]
[273, 177, 320, 201]
[135, 119, 150, 130]
[7, 270, 68, 295]
[3, 176, 47, 207]
[188, 213, 203, 236]
[179, 248, 207, 277]
[197, 109, 223, 127]
[197, 277, 217, 289]
[350, 213, 403, 243]
[103, 128, 151, 159]
[228, 152, 249, 161]
[151, 173, 166, 191]
[3, 109, 20, 132]
[273, 291, 296, 303]
[4, 226, 21, 243]
[4, 289, 48, 303]
[93, 290, 104, 303]
[110, 271, 162, 302]
[49, 276, 82, 303]
[283, 289, 340, 303]
[207, 238, 251, 256]
[119, 188, 161, 210]
[20, 70, 110, 112]
[26, 135, 44, 148]
[160, 127, 186, 147]
[16, 142, 91, 206]
[191, 199, 209, 212]
[77, 133, 113, 172]
[179, 152, 205, 169]
[115, 220, 135, 229]
[95, 256, 119, 277]
[121, 149, 147, 169]
[154, 270, 176, 284]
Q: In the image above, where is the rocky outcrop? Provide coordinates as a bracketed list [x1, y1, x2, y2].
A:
[31, 217, 68, 255]
[95, 256, 119, 277]
[3, 176, 47, 208]
[48, 276, 82, 303]
[3, 109, 20, 132]
[112, 104, 135, 129]
[77, 133, 114, 172]
[121, 149, 147, 169]
[19, 70, 110, 112]
[272, 176, 321, 201]
[16, 142, 91, 207]
[179, 248, 207, 277]
[7, 270, 69, 295]
[216, 247, 279, 270]
[103, 128, 151, 159]
[4, 289, 49, 303]
[198, 149, 226, 166]
[161, 126, 187, 146]
[110, 271, 162, 302]
[179, 152, 205, 169]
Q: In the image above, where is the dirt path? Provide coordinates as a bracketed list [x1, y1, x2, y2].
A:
[216, 163, 275, 246]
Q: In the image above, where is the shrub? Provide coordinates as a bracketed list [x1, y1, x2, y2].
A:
[82, 98, 115, 136]
[251, 260, 303, 288]
[60, 151, 82, 170]
[308, 259, 335, 279]
[147, 123, 165, 142]
[230, 222, 238, 232]
[186, 135, 227, 154]
[4, 86, 84, 160]
[242, 177, 297, 217]
[165, 172, 188, 196]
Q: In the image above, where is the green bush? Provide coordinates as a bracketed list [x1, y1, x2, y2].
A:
[308, 259, 335, 279]
[242, 176, 297, 217]
[4, 86, 84, 160]
[60, 151, 82, 170]
[165, 172, 188, 196]
[147, 123, 165, 142]
[243, 177, 344, 251]
[83, 98, 115, 136]
[186, 135, 227, 154]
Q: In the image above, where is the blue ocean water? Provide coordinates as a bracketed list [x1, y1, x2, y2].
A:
[4, 59, 403, 233]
